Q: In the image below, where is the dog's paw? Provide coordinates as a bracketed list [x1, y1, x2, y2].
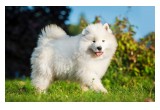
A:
[95, 88, 108, 94]
[81, 85, 89, 92]
[36, 88, 46, 94]
[91, 84, 108, 93]
[100, 88, 108, 94]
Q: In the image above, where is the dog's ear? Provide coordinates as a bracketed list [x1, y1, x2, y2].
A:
[103, 23, 112, 33]
[82, 29, 89, 36]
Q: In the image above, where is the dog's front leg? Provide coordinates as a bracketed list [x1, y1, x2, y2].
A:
[89, 77, 108, 93]
[79, 72, 108, 93]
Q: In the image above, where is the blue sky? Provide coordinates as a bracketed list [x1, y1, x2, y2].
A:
[67, 6, 155, 40]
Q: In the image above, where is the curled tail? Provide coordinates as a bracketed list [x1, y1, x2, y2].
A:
[37, 24, 67, 46]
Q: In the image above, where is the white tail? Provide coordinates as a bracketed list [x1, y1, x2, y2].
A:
[37, 24, 67, 46]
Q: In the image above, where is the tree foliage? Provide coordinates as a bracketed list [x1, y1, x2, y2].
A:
[5, 6, 71, 78]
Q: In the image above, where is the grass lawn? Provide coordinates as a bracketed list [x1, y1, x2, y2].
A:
[5, 76, 155, 102]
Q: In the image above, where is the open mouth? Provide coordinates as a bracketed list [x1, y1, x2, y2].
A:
[95, 52, 103, 56]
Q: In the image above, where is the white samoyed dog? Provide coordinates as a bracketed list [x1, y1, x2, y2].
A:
[31, 23, 117, 93]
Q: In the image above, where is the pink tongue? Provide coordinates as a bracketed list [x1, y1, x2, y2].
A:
[95, 52, 103, 56]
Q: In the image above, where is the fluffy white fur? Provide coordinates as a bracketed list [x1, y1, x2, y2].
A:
[31, 23, 117, 93]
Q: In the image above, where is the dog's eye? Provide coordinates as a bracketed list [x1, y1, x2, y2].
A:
[102, 40, 105, 42]
[93, 40, 96, 43]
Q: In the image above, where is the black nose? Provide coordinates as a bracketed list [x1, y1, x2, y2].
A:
[97, 46, 102, 51]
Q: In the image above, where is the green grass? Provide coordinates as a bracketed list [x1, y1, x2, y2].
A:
[5, 76, 155, 102]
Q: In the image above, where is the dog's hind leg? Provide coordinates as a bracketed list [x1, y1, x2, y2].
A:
[31, 47, 53, 93]
[31, 63, 52, 92]
[32, 76, 52, 93]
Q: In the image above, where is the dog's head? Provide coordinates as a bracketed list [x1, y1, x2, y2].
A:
[80, 23, 117, 58]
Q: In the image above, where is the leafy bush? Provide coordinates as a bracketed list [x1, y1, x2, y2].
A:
[110, 17, 155, 78]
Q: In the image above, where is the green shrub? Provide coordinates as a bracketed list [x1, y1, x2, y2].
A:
[110, 17, 155, 79]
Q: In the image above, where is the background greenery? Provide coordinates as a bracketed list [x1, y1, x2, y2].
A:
[5, 7, 155, 102]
